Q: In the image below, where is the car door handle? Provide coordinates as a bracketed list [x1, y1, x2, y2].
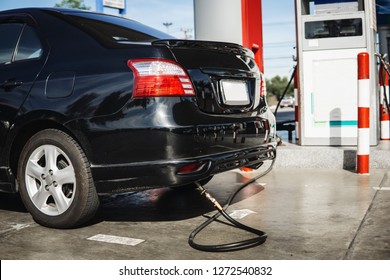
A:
[1, 79, 23, 90]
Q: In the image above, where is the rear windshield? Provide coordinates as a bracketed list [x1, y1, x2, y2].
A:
[63, 12, 174, 46]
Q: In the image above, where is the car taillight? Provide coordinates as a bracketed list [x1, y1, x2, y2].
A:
[177, 162, 206, 174]
[260, 73, 267, 97]
[127, 59, 195, 98]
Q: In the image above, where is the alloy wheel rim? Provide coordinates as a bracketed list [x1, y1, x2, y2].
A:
[24, 144, 77, 216]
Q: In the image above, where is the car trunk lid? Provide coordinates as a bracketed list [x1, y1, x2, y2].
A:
[152, 39, 266, 114]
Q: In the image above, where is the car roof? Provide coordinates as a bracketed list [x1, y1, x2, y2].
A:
[0, 7, 117, 19]
[0, 7, 174, 47]
[1, 7, 90, 14]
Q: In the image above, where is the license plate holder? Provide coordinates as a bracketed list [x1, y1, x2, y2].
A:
[220, 80, 250, 106]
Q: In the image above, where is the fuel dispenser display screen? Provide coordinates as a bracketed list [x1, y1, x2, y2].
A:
[305, 18, 363, 39]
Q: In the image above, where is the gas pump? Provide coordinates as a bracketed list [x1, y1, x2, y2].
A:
[295, 0, 379, 145]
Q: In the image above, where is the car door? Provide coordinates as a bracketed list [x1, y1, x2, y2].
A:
[0, 14, 47, 162]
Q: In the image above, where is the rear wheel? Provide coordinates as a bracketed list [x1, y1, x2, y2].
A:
[17, 129, 99, 228]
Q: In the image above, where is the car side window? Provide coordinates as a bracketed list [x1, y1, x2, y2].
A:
[14, 25, 43, 61]
[0, 23, 24, 64]
[0, 22, 42, 65]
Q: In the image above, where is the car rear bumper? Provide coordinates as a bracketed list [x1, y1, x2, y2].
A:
[91, 142, 276, 194]
[68, 98, 277, 194]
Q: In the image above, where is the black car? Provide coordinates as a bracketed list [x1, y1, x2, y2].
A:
[0, 8, 277, 228]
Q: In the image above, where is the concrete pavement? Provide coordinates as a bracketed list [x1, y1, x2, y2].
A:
[0, 164, 389, 260]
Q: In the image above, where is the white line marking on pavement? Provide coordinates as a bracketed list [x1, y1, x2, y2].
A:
[373, 187, 390, 191]
[87, 234, 145, 246]
[0, 223, 31, 235]
[229, 209, 256, 219]
[11, 223, 30, 231]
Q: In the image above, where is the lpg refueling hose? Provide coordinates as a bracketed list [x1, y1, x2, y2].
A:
[377, 53, 390, 113]
[188, 157, 276, 252]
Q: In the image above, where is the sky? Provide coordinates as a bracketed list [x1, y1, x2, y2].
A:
[0, 0, 297, 78]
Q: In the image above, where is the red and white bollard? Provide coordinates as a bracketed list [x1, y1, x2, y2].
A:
[379, 64, 390, 140]
[357, 52, 370, 175]
[294, 66, 299, 141]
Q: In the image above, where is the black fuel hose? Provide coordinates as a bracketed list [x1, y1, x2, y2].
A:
[188, 158, 276, 252]
[273, 65, 296, 117]
[376, 53, 390, 112]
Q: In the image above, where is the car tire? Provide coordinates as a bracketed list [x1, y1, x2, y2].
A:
[17, 129, 99, 228]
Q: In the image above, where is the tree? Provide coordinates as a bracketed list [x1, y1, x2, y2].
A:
[55, 0, 90, 10]
[266, 75, 294, 100]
